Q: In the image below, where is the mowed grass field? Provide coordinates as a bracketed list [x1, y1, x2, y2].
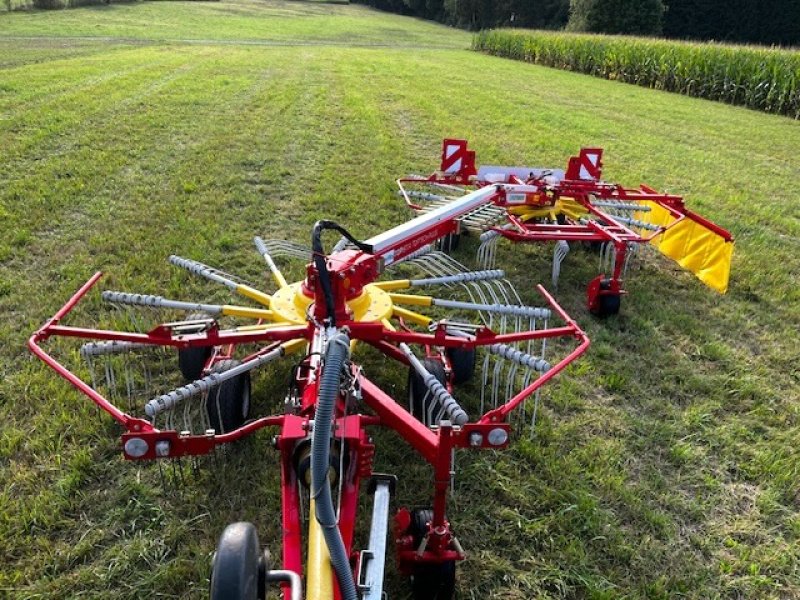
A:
[1, 1, 799, 598]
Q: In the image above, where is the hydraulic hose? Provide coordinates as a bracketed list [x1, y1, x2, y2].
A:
[311, 220, 372, 327]
[310, 331, 357, 600]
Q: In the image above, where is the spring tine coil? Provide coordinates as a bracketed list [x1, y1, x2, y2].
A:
[488, 344, 551, 372]
[102, 291, 223, 315]
[552, 241, 570, 289]
[592, 200, 650, 212]
[145, 346, 285, 417]
[400, 343, 468, 426]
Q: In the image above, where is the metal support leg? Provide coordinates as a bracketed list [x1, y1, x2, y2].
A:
[358, 475, 397, 600]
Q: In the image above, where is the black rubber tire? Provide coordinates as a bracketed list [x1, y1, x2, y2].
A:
[409, 508, 456, 600]
[206, 359, 251, 433]
[597, 293, 621, 317]
[446, 348, 475, 385]
[591, 278, 621, 318]
[409, 508, 434, 543]
[210, 522, 261, 600]
[179, 346, 212, 381]
[177, 312, 214, 381]
[412, 561, 456, 600]
[407, 358, 446, 423]
[582, 240, 604, 253]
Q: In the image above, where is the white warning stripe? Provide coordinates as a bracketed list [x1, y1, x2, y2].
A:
[445, 157, 462, 174]
[579, 165, 590, 179]
[445, 144, 460, 159]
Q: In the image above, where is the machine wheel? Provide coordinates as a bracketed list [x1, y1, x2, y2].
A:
[206, 359, 251, 433]
[446, 348, 475, 385]
[411, 561, 456, 600]
[591, 278, 621, 318]
[210, 522, 261, 600]
[177, 312, 214, 381]
[179, 346, 212, 381]
[409, 508, 456, 600]
[582, 240, 604, 253]
[408, 359, 447, 424]
[597, 292, 621, 317]
[409, 508, 434, 541]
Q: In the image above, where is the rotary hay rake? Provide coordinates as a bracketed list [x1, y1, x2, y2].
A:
[398, 139, 734, 316]
[30, 187, 589, 600]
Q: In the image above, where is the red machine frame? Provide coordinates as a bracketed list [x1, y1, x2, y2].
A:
[30, 187, 589, 599]
[399, 139, 733, 315]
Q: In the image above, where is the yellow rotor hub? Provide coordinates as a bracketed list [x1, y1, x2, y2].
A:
[270, 281, 395, 324]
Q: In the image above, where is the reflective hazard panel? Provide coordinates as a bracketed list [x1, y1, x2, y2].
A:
[566, 148, 604, 181]
[441, 139, 467, 174]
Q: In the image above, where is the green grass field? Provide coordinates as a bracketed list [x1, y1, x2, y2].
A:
[1, 1, 799, 598]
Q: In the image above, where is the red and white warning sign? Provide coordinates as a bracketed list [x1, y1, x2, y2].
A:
[441, 139, 468, 174]
[566, 148, 604, 181]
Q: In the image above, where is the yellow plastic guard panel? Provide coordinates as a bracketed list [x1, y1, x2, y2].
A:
[635, 202, 733, 294]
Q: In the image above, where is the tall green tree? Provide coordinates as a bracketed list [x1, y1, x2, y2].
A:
[567, 0, 664, 35]
[663, 0, 800, 45]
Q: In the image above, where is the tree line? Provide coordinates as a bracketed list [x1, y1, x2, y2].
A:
[353, 0, 800, 46]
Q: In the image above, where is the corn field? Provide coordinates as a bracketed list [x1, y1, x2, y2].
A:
[473, 29, 800, 119]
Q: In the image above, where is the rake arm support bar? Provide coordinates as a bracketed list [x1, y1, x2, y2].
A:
[29, 272, 151, 431]
[489, 344, 550, 372]
[254, 236, 290, 289]
[41, 323, 309, 348]
[360, 375, 439, 464]
[432, 298, 551, 319]
[102, 291, 273, 320]
[408, 270, 506, 287]
[480, 285, 589, 422]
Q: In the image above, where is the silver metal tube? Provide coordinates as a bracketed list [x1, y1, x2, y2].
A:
[80, 341, 155, 358]
[266, 570, 302, 600]
[489, 343, 550, 372]
[102, 291, 223, 315]
[593, 200, 651, 211]
[409, 269, 505, 287]
[432, 298, 550, 320]
[400, 343, 468, 426]
[359, 481, 392, 600]
[144, 346, 285, 417]
[168, 255, 238, 289]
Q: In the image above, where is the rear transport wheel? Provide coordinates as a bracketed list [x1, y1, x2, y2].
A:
[446, 347, 475, 385]
[409, 508, 456, 600]
[210, 522, 261, 600]
[206, 359, 251, 433]
[177, 311, 214, 381]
